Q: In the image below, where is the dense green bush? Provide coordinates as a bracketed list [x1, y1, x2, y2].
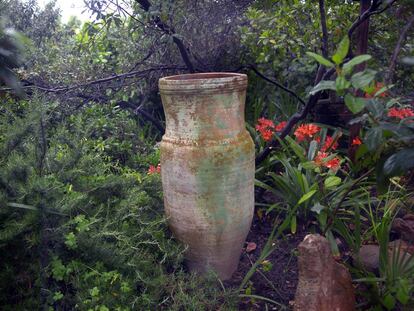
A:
[0, 97, 234, 310]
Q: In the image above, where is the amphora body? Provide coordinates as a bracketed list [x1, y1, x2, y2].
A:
[159, 73, 254, 280]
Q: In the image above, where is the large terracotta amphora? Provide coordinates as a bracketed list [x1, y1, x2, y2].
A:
[159, 73, 254, 280]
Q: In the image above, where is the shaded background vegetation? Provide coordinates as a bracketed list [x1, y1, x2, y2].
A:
[0, 0, 413, 309]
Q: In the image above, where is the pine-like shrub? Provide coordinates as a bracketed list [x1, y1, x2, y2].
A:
[0, 97, 235, 310]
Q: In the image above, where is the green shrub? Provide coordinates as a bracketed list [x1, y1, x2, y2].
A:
[0, 98, 234, 310]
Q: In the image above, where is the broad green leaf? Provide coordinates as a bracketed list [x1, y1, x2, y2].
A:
[382, 293, 396, 310]
[383, 148, 414, 177]
[306, 52, 335, 67]
[335, 76, 351, 91]
[365, 100, 385, 118]
[342, 55, 371, 74]
[309, 80, 336, 95]
[396, 279, 410, 304]
[351, 69, 376, 89]
[344, 94, 367, 114]
[365, 127, 383, 152]
[332, 36, 350, 65]
[324, 176, 341, 188]
[297, 190, 317, 205]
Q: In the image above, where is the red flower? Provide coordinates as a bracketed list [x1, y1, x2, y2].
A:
[256, 118, 275, 141]
[294, 124, 321, 142]
[274, 121, 287, 132]
[365, 82, 387, 98]
[320, 135, 339, 152]
[314, 152, 341, 170]
[260, 129, 273, 141]
[257, 117, 275, 128]
[148, 164, 161, 175]
[388, 107, 414, 120]
[352, 137, 362, 146]
[325, 158, 341, 170]
[314, 151, 329, 166]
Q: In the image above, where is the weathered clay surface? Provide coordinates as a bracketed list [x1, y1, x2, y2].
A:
[294, 234, 355, 311]
[159, 73, 254, 280]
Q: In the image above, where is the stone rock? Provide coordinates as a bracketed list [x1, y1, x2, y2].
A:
[354, 241, 413, 273]
[354, 244, 380, 272]
[294, 234, 355, 311]
[392, 214, 414, 243]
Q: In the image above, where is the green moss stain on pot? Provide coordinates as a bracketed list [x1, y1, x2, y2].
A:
[159, 73, 254, 280]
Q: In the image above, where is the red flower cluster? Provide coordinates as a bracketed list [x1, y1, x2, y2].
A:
[255, 118, 274, 141]
[274, 121, 287, 132]
[365, 82, 387, 98]
[294, 124, 321, 142]
[316, 135, 339, 152]
[388, 107, 414, 120]
[314, 152, 341, 170]
[148, 164, 161, 175]
[255, 118, 286, 141]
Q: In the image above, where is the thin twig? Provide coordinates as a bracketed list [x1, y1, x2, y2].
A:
[249, 65, 306, 106]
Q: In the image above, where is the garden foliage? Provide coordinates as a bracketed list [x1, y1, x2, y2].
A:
[1, 0, 414, 310]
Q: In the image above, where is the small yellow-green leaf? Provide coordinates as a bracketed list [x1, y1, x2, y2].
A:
[343, 55, 371, 74]
[298, 190, 317, 205]
[324, 176, 341, 188]
[332, 36, 350, 65]
[306, 52, 335, 67]
[291, 215, 297, 234]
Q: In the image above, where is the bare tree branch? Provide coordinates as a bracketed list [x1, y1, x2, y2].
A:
[318, 0, 329, 58]
[133, 104, 165, 133]
[0, 66, 187, 94]
[348, 0, 372, 162]
[135, 0, 195, 72]
[348, 0, 397, 44]
[386, 15, 414, 84]
[314, 0, 330, 84]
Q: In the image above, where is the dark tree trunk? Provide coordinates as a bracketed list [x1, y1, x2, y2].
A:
[349, 0, 371, 161]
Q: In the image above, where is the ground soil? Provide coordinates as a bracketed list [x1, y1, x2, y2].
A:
[225, 212, 307, 310]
